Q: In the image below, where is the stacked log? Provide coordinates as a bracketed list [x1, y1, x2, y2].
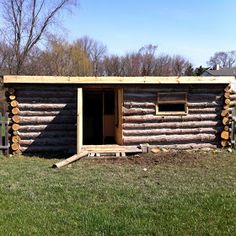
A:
[6, 85, 77, 154]
[123, 85, 226, 148]
[6, 88, 21, 154]
[220, 85, 236, 147]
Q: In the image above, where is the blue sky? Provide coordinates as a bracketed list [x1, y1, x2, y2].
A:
[62, 0, 236, 66]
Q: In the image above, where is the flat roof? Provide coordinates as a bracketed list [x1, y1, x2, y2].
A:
[2, 75, 235, 84]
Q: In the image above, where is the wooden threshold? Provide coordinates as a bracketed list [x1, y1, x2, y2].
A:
[82, 144, 142, 156]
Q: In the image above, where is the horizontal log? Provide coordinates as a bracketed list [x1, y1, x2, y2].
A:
[148, 143, 217, 150]
[16, 97, 76, 103]
[17, 131, 76, 139]
[124, 102, 155, 108]
[10, 100, 18, 107]
[221, 140, 229, 147]
[19, 138, 76, 146]
[123, 133, 216, 144]
[230, 94, 236, 100]
[18, 103, 76, 110]
[12, 135, 21, 143]
[12, 124, 20, 131]
[16, 90, 76, 98]
[8, 88, 15, 94]
[123, 127, 222, 136]
[187, 101, 222, 107]
[8, 95, 16, 100]
[20, 145, 76, 153]
[17, 110, 76, 116]
[189, 107, 220, 114]
[123, 121, 220, 129]
[19, 124, 76, 132]
[12, 107, 20, 115]
[123, 114, 218, 123]
[11, 143, 20, 151]
[221, 131, 229, 140]
[123, 107, 155, 115]
[12, 115, 20, 123]
[18, 116, 76, 124]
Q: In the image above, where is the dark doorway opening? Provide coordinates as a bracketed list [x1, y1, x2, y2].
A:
[83, 89, 116, 145]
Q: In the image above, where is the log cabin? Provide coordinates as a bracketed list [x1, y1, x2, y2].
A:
[2, 75, 236, 155]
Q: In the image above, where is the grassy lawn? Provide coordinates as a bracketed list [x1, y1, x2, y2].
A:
[0, 151, 236, 235]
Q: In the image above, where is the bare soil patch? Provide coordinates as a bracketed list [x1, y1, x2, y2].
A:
[87, 150, 212, 166]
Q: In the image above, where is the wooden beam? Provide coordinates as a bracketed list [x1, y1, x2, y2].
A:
[3, 75, 234, 84]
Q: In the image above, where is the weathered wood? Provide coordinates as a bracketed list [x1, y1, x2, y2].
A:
[12, 115, 21, 123]
[52, 152, 88, 168]
[20, 145, 76, 152]
[10, 100, 18, 107]
[16, 97, 76, 103]
[123, 133, 216, 144]
[222, 117, 229, 125]
[123, 107, 155, 115]
[224, 92, 230, 99]
[18, 103, 76, 110]
[12, 107, 20, 115]
[12, 124, 20, 131]
[224, 126, 229, 131]
[16, 131, 76, 139]
[225, 98, 231, 105]
[123, 121, 220, 129]
[221, 110, 229, 117]
[221, 140, 229, 147]
[189, 107, 220, 114]
[8, 88, 15, 94]
[124, 101, 155, 108]
[19, 124, 75, 131]
[123, 114, 218, 123]
[187, 101, 222, 107]
[16, 91, 76, 98]
[149, 143, 217, 149]
[11, 143, 20, 151]
[221, 131, 229, 140]
[17, 110, 75, 116]
[123, 127, 221, 136]
[20, 138, 76, 146]
[8, 95, 16, 100]
[17, 116, 76, 124]
[12, 135, 21, 143]
[230, 94, 236, 100]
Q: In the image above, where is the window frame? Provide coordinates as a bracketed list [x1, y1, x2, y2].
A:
[156, 92, 188, 115]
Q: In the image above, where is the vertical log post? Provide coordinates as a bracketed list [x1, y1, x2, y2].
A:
[77, 88, 83, 154]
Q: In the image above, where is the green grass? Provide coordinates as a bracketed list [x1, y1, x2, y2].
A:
[0, 151, 236, 235]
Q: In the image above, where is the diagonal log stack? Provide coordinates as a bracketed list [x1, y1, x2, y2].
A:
[220, 85, 236, 147]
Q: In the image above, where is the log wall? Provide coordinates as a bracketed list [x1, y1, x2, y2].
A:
[7, 85, 77, 154]
[122, 84, 228, 148]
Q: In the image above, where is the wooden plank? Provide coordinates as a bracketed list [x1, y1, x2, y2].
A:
[115, 88, 123, 145]
[77, 88, 83, 154]
[52, 151, 88, 168]
[3, 76, 234, 84]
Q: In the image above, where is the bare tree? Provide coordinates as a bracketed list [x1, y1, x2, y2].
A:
[0, 0, 77, 74]
[79, 36, 107, 76]
[207, 51, 236, 68]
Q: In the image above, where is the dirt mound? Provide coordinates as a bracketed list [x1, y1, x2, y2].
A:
[88, 150, 205, 166]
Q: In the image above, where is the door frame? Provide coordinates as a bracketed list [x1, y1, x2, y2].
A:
[77, 87, 123, 154]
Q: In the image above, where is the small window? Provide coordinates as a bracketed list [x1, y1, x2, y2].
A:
[156, 92, 188, 115]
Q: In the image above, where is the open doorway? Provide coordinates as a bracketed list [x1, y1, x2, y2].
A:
[83, 89, 116, 145]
